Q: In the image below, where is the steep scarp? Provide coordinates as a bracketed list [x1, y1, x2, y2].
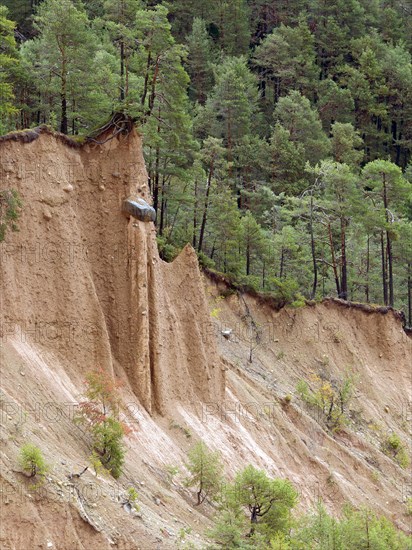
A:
[0, 126, 225, 416]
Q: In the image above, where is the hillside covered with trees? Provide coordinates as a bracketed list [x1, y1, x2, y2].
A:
[1, 0, 412, 322]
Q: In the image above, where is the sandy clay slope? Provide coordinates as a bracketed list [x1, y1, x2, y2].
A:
[0, 128, 411, 549]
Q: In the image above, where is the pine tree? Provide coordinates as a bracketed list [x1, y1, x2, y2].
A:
[186, 17, 215, 104]
[269, 123, 306, 194]
[331, 122, 364, 167]
[20, 0, 112, 133]
[254, 18, 318, 103]
[309, 0, 367, 77]
[184, 441, 224, 505]
[84, 0, 106, 19]
[138, 5, 196, 228]
[19, 443, 49, 478]
[362, 160, 410, 306]
[394, 221, 412, 327]
[234, 465, 298, 538]
[317, 78, 354, 132]
[135, 4, 176, 118]
[77, 368, 129, 479]
[208, 507, 247, 548]
[380, 41, 412, 167]
[2, 0, 40, 37]
[166, 0, 215, 38]
[0, 6, 19, 133]
[274, 91, 331, 165]
[240, 211, 265, 276]
[378, 4, 408, 45]
[213, 0, 251, 55]
[313, 160, 363, 299]
[91, 416, 125, 478]
[249, 0, 309, 44]
[102, 0, 141, 102]
[196, 136, 227, 254]
[341, 34, 412, 167]
[233, 134, 271, 208]
[207, 185, 242, 275]
[201, 56, 259, 171]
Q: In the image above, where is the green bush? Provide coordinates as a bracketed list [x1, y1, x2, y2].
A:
[206, 475, 412, 549]
[157, 235, 180, 262]
[286, 502, 412, 549]
[165, 464, 180, 487]
[77, 368, 129, 479]
[237, 274, 261, 293]
[268, 277, 300, 304]
[296, 374, 354, 432]
[19, 443, 48, 478]
[125, 487, 140, 512]
[197, 250, 215, 269]
[207, 509, 247, 548]
[89, 450, 106, 477]
[0, 189, 22, 242]
[290, 293, 306, 308]
[382, 432, 410, 469]
[92, 416, 125, 478]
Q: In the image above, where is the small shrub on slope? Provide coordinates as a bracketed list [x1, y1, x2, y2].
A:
[19, 443, 48, 478]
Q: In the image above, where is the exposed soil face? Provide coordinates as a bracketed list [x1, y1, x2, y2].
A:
[0, 130, 411, 548]
[205, 280, 412, 529]
[0, 128, 225, 415]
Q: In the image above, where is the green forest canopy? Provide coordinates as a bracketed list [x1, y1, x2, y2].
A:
[1, 0, 412, 323]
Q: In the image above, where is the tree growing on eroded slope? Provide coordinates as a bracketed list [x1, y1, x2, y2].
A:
[76, 368, 130, 479]
[233, 465, 298, 538]
[184, 440, 224, 505]
[19, 443, 49, 478]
